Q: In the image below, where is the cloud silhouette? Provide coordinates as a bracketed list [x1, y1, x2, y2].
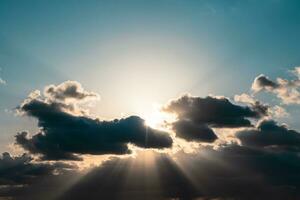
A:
[163, 95, 266, 142]
[171, 119, 217, 142]
[16, 98, 172, 160]
[237, 120, 300, 150]
[0, 152, 74, 185]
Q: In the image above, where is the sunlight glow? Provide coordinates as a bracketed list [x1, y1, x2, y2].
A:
[143, 103, 176, 130]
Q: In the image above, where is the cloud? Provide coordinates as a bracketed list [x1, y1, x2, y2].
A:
[163, 95, 266, 143]
[0, 78, 6, 85]
[234, 93, 288, 119]
[17, 81, 100, 116]
[58, 145, 300, 200]
[44, 81, 99, 103]
[172, 119, 217, 142]
[251, 67, 300, 104]
[0, 153, 78, 200]
[164, 95, 264, 128]
[236, 119, 300, 150]
[15, 97, 172, 160]
[2, 78, 300, 199]
[251, 74, 280, 92]
[0, 68, 6, 85]
[0, 152, 74, 185]
[270, 105, 289, 118]
[234, 93, 269, 117]
[2, 143, 300, 200]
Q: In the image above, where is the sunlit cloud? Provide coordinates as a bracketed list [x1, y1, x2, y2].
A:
[251, 66, 300, 104]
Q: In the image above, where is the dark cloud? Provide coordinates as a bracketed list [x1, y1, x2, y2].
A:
[2, 144, 300, 200]
[172, 119, 217, 142]
[0, 152, 77, 200]
[58, 145, 300, 200]
[237, 120, 300, 150]
[0, 152, 74, 186]
[163, 95, 265, 142]
[2, 145, 300, 200]
[252, 74, 279, 91]
[164, 95, 262, 128]
[16, 98, 172, 160]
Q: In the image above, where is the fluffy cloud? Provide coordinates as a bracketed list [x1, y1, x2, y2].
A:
[237, 120, 300, 150]
[17, 81, 100, 116]
[251, 67, 300, 104]
[163, 95, 266, 143]
[44, 81, 99, 103]
[16, 96, 172, 160]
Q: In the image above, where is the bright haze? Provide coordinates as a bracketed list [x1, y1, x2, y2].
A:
[0, 1, 300, 200]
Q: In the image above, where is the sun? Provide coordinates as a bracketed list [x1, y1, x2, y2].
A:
[145, 112, 165, 129]
[144, 104, 176, 130]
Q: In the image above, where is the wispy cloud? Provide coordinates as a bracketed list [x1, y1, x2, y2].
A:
[0, 77, 6, 85]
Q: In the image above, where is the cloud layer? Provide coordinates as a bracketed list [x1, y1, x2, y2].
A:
[0, 152, 74, 185]
[0, 72, 299, 200]
[58, 146, 300, 200]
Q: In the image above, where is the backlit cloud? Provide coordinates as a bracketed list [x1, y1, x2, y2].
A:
[15, 82, 172, 160]
[251, 67, 300, 104]
[163, 95, 267, 143]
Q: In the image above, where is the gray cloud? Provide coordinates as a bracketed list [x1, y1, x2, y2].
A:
[0, 152, 74, 185]
[251, 67, 300, 104]
[172, 119, 217, 142]
[234, 93, 269, 117]
[163, 95, 265, 143]
[234, 93, 287, 119]
[237, 120, 300, 150]
[164, 95, 264, 128]
[44, 81, 99, 103]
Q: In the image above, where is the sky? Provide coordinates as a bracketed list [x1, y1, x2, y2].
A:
[0, 0, 300, 199]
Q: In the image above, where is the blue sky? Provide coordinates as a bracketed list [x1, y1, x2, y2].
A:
[1, 0, 300, 152]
